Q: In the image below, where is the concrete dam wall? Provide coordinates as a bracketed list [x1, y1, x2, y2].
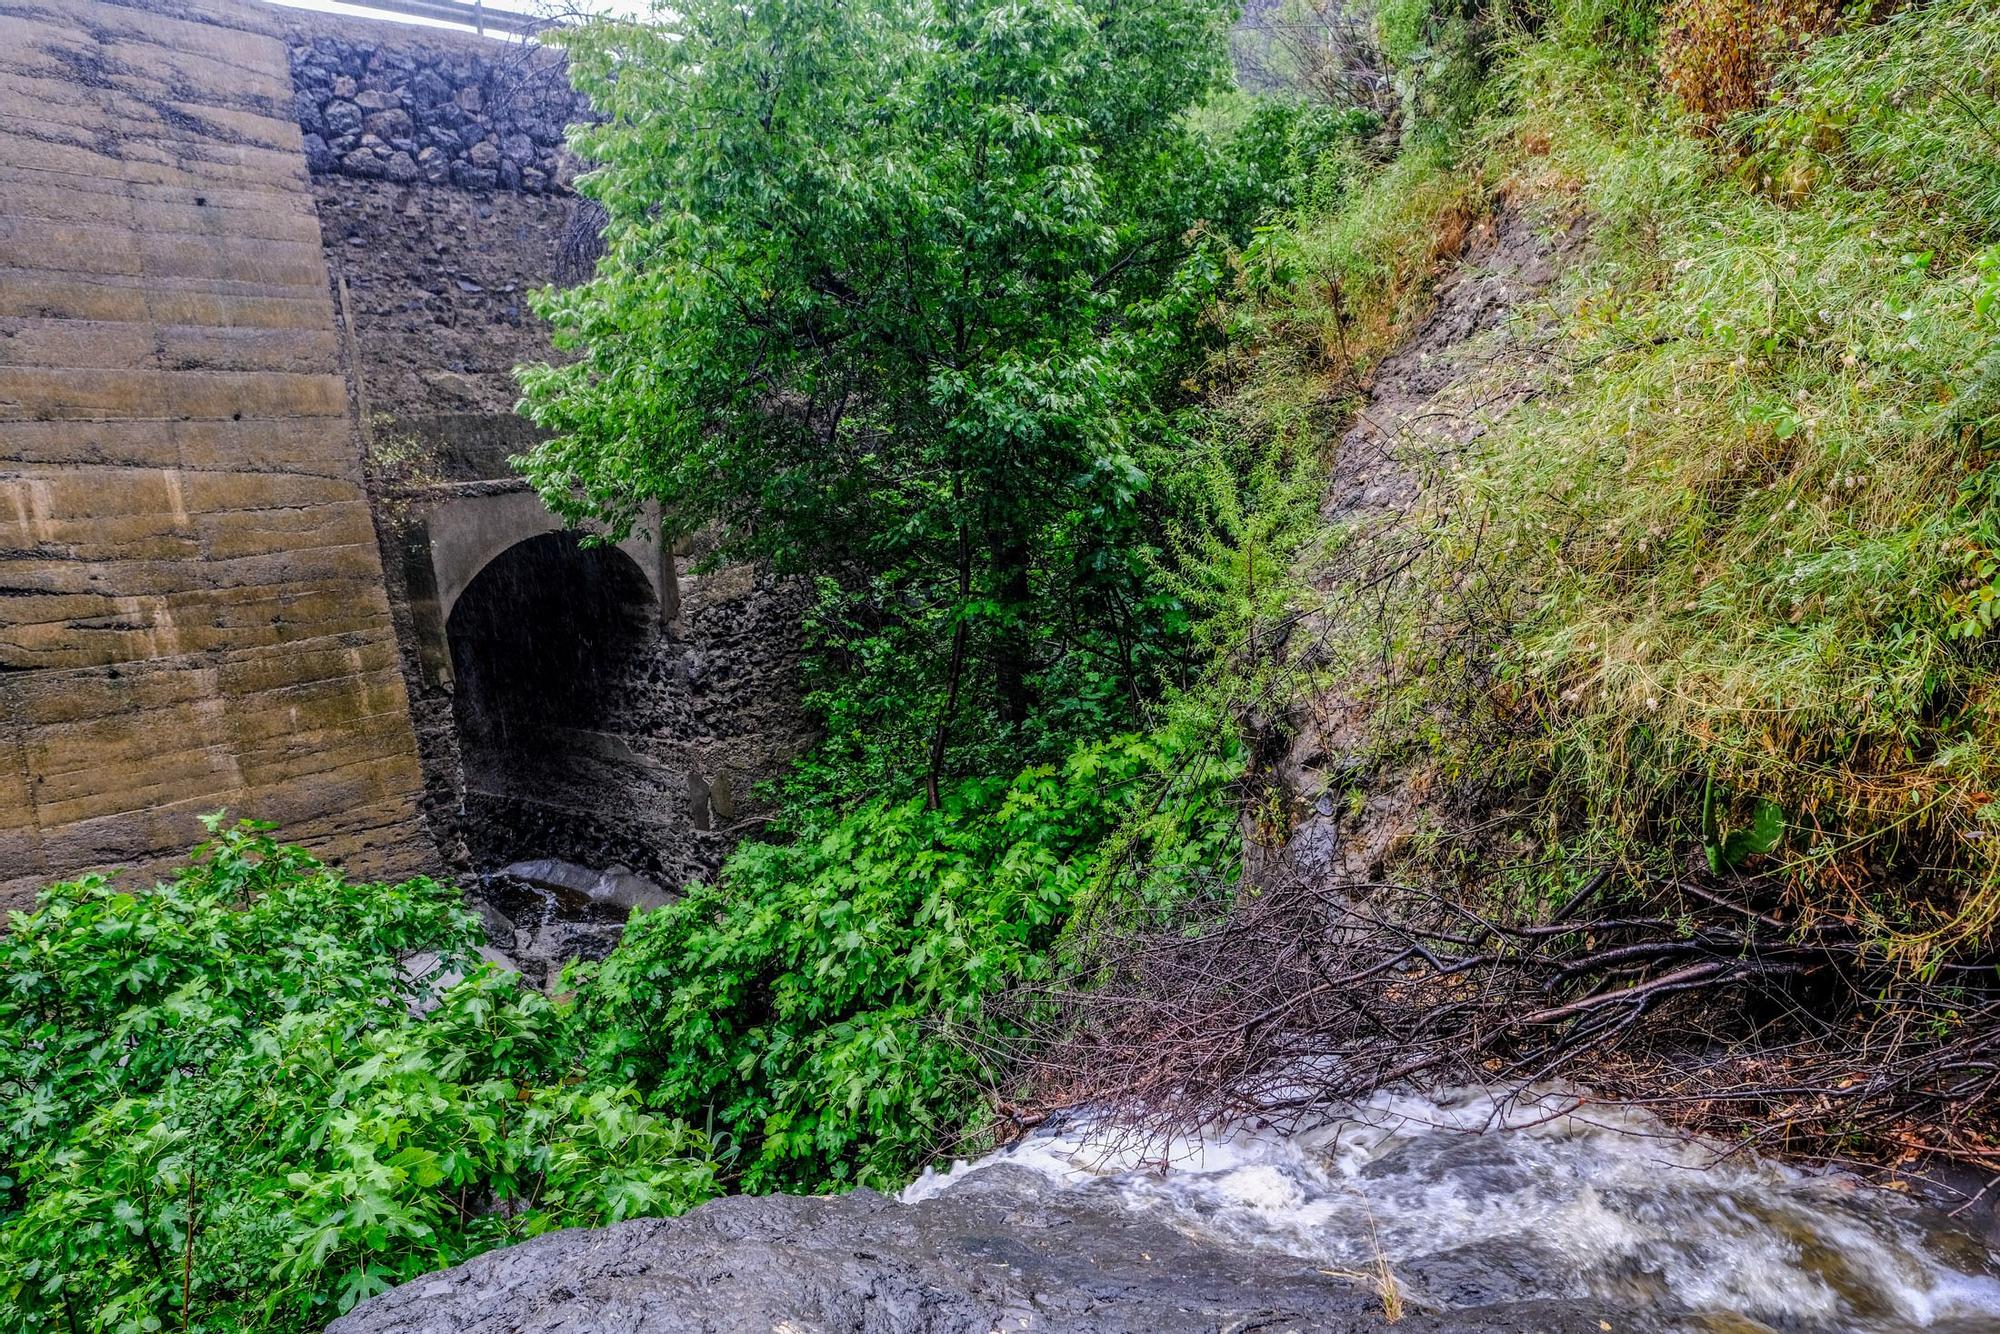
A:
[0, 0, 809, 912]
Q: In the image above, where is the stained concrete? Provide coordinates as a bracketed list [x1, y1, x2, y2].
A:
[425, 488, 672, 630]
[0, 0, 434, 910]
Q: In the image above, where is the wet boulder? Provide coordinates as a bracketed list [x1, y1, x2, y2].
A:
[325, 1165, 1650, 1334]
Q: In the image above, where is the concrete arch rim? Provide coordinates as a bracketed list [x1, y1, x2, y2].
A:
[429, 489, 670, 629]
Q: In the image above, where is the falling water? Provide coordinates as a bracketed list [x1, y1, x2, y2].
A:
[904, 1087, 2000, 1331]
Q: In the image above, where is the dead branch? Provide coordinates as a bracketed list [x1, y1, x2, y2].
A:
[1000, 865, 2000, 1183]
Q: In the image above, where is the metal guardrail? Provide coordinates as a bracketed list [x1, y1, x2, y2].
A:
[294, 0, 550, 39]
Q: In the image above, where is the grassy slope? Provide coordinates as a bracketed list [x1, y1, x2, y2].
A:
[1249, 1, 2000, 957]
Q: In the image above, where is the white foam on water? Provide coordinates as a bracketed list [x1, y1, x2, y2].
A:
[902, 1087, 2000, 1329]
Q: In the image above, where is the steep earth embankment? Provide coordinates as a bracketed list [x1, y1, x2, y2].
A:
[1257, 198, 1580, 891]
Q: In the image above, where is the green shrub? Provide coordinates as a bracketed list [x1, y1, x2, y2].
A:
[1754, 0, 2000, 238]
[0, 819, 717, 1334]
[574, 725, 1241, 1193]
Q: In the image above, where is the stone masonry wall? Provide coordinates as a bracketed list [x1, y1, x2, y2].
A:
[314, 155, 814, 885]
[292, 9, 812, 889]
[0, 0, 437, 910]
[284, 10, 584, 194]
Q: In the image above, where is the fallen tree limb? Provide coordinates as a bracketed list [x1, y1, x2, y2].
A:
[1000, 865, 2000, 1189]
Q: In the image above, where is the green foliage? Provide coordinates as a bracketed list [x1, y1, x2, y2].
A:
[1752, 0, 2000, 231]
[679, 392, 1311, 1200]
[1376, 0, 1441, 67]
[519, 0, 1274, 741]
[1223, 94, 1387, 218]
[1546, 0, 1661, 50]
[1276, 0, 2000, 947]
[1701, 778, 1786, 874]
[1153, 417, 1329, 668]
[573, 726, 1241, 1194]
[765, 511, 1201, 830]
[0, 819, 716, 1334]
[1377, 0, 1503, 141]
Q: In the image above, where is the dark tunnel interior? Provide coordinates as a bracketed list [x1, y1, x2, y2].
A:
[446, 531, 657, 810]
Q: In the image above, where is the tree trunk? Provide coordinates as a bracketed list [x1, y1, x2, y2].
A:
[926, 511, 973, 810]
[988, 528, 1034, 727]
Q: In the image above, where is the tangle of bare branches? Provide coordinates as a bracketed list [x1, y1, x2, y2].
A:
[1006, 863, 2000, 1192]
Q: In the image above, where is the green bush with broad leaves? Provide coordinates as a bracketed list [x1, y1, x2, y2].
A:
[575, 724, 1242, 1195]
[0, 0, 1542, 1326]
[0, 706, 1244, 1328]
[0, 818, 718, 1334]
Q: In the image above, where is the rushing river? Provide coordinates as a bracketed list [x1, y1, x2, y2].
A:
[904, 1087, 2000, 1331]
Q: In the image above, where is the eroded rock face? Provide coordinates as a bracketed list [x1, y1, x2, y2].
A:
[326, 1166, 1656, 1334]
[1255, 205, 1585, 893]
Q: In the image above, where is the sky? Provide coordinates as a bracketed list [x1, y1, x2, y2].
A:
[261, 0, 647, 39]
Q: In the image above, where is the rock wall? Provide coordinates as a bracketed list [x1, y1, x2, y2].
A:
[0, 0, 810, 911]
[456, 558, 813, 888]
[289, 9, 812, 889]
[317, 152, 813, 883]
[0, 0, 436, 910]
[285, 11, 583, 193]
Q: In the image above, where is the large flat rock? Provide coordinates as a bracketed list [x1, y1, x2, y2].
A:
[327, 1166, 1658, 1334]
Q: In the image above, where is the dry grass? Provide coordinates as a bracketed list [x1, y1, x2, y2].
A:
[1017, 862, 2000, 1197]
[1317, 1188, 1405, 1322]
[1208, 139, 1487, 436]
[1657, 0, 1840, 128]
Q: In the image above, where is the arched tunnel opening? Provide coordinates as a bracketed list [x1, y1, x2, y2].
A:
[445, 531, 659, 861]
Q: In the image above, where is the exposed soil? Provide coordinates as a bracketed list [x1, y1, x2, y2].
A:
[1255, 199, 1583, 890]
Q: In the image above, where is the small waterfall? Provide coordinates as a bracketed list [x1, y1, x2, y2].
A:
[468, 859, 673, 986]
[906, 1087, 2000, 1330]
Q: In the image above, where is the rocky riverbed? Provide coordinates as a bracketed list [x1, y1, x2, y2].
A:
[467, 858, 672, 987]
[327, 1089, 2000, 1333]
[323, 1163, 1644, 1334]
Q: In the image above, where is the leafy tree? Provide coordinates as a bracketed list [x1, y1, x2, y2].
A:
[518, 0, 1243, 793]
